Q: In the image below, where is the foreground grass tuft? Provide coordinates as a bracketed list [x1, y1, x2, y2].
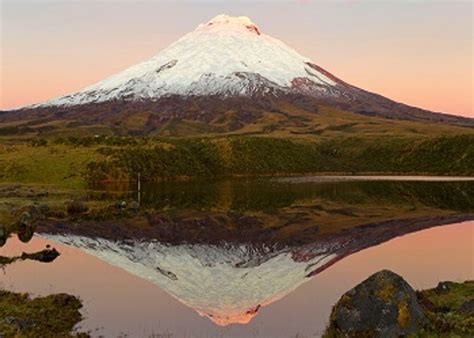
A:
[0, 290, 88, 337]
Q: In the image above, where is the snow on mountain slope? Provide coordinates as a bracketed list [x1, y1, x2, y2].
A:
[39, 14, 338, 107]
[40, 234, 336, 326]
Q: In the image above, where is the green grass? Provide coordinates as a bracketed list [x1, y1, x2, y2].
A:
[414, 281, 474, 337]
[0, 144, 102, 189]
[0, 290, 87, 337]
[418, 281, 474, 313]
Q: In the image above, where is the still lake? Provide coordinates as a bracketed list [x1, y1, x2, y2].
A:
[1, 177, 473, 337]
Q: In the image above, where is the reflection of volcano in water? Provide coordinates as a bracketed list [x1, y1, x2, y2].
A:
[39, 213, 471, 326]
[41, 235, 335, 325]
[37, 180, 474, 325]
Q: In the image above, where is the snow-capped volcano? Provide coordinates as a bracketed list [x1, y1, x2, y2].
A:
[5, 14, 472, 131]
[39, 14, 340, 106]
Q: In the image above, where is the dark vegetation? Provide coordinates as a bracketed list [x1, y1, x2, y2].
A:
[132, 179, 474, 214]
[82, 135, 474, 185]
[0, 291, 87, 337]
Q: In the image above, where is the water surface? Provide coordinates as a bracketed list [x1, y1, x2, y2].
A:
[1, 178, 473, 337]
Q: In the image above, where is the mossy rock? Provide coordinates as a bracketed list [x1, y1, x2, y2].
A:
[325, 270, 426, 337]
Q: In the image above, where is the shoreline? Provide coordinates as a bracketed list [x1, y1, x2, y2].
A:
[276, 175, 474, 183]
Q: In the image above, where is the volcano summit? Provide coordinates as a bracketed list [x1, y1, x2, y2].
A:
[40, 14, 339, 104]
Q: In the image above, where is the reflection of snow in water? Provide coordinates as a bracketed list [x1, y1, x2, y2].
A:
[40, 234, 336, 326]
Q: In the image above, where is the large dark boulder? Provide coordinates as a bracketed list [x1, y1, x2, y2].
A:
[325, 270, 426, 337]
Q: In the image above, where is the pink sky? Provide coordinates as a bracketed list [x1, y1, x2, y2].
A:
[1, 1, 472, 117]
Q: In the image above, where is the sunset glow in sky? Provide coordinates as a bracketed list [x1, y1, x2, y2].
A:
[1, 1, 472, 117]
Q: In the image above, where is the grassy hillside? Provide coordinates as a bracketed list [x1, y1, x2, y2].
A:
[1, 133, 472, 189]
[0, 143, 101, 189]
[1, 104, 473, 188]
[83, 134, 474, 184]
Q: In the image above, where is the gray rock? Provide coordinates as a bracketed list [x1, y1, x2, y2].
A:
[128, 201, 140, 211]
[4, 316, 36, 331]
[458, 299, 474, 314]
[325, 270, 426, 337]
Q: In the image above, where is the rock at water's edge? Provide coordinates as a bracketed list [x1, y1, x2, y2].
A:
[325, 269, 426, 337]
